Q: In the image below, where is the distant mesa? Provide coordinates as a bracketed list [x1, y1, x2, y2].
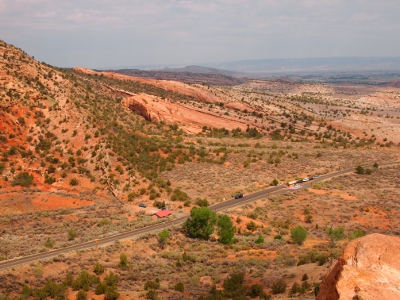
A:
[201, 57, 400, 73]
[108, 65, 248, 85]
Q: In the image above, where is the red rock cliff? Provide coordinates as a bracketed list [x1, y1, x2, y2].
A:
[316, 233, 400, 300]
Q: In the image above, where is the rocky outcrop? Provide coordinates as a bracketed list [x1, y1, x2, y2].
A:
[121, 94, 158, 122]
[316, 233, 400, 300]
[121, 93, 249, 134]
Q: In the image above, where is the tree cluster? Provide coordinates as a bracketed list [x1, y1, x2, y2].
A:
[184, 207, 236, 245]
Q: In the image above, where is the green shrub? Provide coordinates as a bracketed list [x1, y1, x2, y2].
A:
[17, 117, 25, 126]
[47, 165, 56, 173]
[45, 175, 56, 184]
[312, 181, 324, 189]
[182, 251, 196, 262]
[144, 280, 160, 290]
[356, 166, 365, 174]
[104, 272, 119, 286]
[98, 219, 112, 227]
[174, 282, 184, 292]
[171, 188, 190, 202]
[290, 282, 301, 294]
[255, 234, 264, 244]
[246, 221, 257, 231]
[195, 198, 209, 207]
[94, 263, 105, 275]
[326, 226, 345, 247]
[217, 214, 235, 245]
[314, 282, 321, 296]
[301, 281, 311, 293]
[71, 269, 99, 291]
[146, 289, 157, 300]
[158, 229, 169, 248]
[270, 178, 279, 186]
[223, 272, 246, 297]
[119, 253, 128, 268]
[297, 250, 328, 266]
[95, 282, 106, 295]
[76, 290, 87, 300]
[12, 172, 34, 187]
[68, 228, 77, 241]
[44, 237, 54, 248]
[104, 286, 119, 300]
[248, 283, 264, 298]
[271, 279, 286, 294]
[69, 178, 79, 186]
[127, 192, 138, 201]
[348, 229, 365, 241]
[153, 200, 166, 209]
[291, 225, 307, 245]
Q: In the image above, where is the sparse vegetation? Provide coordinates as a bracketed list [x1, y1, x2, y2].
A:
[2, 40, 400, 300]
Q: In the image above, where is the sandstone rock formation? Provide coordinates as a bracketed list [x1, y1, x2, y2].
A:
[121, 93, 249, 134]
[316, 233, 400, 300]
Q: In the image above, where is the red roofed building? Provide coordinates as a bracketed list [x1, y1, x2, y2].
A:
[154, 210, 172, 218]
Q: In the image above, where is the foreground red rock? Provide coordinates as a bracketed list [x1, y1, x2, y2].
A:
[316, 233, 400, 300]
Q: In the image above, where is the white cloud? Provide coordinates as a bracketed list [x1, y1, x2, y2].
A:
[0, 0, 399, 67]
[349, 12, 380, 23]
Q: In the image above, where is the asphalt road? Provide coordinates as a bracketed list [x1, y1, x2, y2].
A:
[0, 160, 398, 271]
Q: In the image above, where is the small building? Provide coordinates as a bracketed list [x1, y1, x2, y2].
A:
[154, 210, 172, 218]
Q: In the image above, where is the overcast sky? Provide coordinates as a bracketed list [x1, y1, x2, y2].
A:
[1, 0, 399, 69]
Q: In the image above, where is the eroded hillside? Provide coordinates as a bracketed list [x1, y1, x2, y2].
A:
[1, 40, 400, 300]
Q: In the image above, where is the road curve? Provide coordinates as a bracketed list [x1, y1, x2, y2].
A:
[0, 160, 398, 271]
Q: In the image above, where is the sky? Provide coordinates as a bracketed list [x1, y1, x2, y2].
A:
[1, 0, 399, 69]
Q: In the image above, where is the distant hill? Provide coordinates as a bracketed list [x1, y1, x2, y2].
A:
[158, 65, 244, 77]
[201, 57, 400, 74]
[108, 66, 248, 86]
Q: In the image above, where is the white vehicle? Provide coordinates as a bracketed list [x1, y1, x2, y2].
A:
[302, 178, 309, 182]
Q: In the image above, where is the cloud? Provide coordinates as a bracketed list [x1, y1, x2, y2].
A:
[349, 12, 380, 23]
[0, 0, 399, 67]
[173, 31, 189, 38]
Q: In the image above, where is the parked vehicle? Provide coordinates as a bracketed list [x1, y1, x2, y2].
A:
[139, 203, 147, 208]
[235, 193, 244, 199]
[302, 178, 309, 182]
